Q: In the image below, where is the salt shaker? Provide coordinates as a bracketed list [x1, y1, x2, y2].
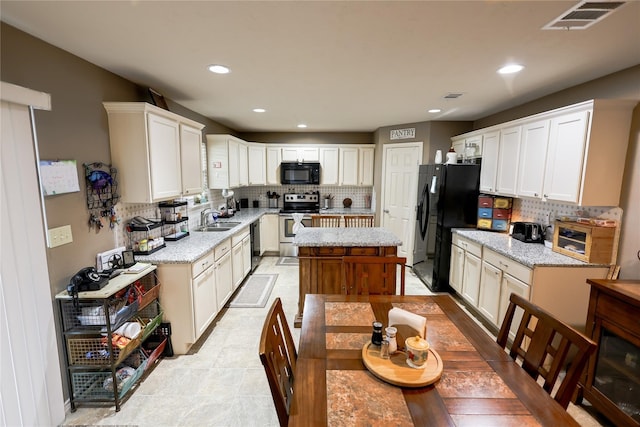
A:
[380, 338, 390, 359]
[371, 321, 383, 346]
[385, 326, 398, 354]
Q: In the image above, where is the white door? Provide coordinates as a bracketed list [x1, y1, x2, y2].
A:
[381, 142, 422, 263]
[1, 82, 65, 426]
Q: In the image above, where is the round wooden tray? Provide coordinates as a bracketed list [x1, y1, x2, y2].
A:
[362, 342, 443, 388]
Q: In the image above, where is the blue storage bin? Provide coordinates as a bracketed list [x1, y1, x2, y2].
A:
[492, 219, 509, 231]
[478, 208, 493, 218]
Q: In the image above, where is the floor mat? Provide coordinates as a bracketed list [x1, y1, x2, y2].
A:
[276, 257, 299, 266]
[228, 274, 278, 308]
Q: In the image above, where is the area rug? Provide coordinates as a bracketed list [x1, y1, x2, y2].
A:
[228, 274, 278, 308]
[276, 257, 299, 266]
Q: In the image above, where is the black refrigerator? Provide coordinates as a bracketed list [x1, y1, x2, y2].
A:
[412, 163, 480, 292]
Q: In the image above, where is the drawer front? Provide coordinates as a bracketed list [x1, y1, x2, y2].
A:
[492, 219, 509, 231]
[452, 235, 482, 258]
[492, 209, 511, 219]
[595, 292, 640, 336]
[477, 218, 492, 230]
[478, 208, 493, 218]
[494, 197, 512, 209]
[313, 247, 346, 256]
[214, 239, 232, 261]
[232, 226, 250, 246]
[347, 247, 379, 256]
[483, 249, 532, 284]
[478, 197, 493, 208]
[192, 252, 215, 278]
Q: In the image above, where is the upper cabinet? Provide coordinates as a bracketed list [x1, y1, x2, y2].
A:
[281, 146, 319, 162]
[456, 99, 636, 206]
[319, 147, 339, 185]
[339, 145, 374, 186]
[206, 134, 247, 189]
[247, 143, 266, 185]
[103, 102, 204, 203]
[265, 146, 281, 185]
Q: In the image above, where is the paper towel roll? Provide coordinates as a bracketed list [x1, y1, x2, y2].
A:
[388, 307, 427, 339]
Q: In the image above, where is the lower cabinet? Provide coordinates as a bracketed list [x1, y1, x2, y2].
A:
[450, 233, 610, 333]
[242, 233, 251, 277]
[232, 227, 250, 290]
[260, 213, 280, 253]
[157, 238, 233, 355]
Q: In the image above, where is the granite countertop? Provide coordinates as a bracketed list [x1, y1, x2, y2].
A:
[453, 229, 607, 268]
[293, 227, 402, 247]
[317, 208, 375, 215]
[135, 208, 278, 264]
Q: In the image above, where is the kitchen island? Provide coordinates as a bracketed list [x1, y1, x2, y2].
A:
[293, 227, 402, 327]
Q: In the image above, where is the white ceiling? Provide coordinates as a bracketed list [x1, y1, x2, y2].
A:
[2, 1, 639, 132]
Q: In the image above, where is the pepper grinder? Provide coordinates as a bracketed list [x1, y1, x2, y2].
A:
[371, 321, 383, 346]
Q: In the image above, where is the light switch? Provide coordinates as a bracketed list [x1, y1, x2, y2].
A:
[48, 225, 73, 248]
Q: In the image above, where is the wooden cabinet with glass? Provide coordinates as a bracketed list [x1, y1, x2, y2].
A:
[575, 279, 640, 427]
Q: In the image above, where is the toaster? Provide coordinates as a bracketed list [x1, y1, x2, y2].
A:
[511, 222, 544, 243]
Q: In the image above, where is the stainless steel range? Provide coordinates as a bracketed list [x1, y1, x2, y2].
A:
[279, 192, 319, 256]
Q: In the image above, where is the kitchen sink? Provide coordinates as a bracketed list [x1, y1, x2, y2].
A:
[195, 222, 242, 232]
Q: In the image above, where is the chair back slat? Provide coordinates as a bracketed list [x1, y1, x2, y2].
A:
[259, 298, 297, 427]
[342, 256, 406, 295]
[497, 293, 597, 409]
[311, 215, 341, 227]
[344, 215, 374, 227]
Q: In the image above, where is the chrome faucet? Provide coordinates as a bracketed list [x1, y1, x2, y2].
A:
[200, 208, 221, 227]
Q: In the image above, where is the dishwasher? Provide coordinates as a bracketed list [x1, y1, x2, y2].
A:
[250, 220, 261, 272]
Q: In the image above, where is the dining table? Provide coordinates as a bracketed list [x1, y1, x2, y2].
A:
[288, 294, 580, 426]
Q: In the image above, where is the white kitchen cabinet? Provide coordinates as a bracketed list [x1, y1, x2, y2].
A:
[248, 143, 266, 185]
[260, 214, 280, 253]
[478, 260, 502, 326]
[157, 250, 216, 354]
[339, 145, 375, 186]
[215, 241, 233, 309]
[495, 126, 521, 196]
[449, 243, 465, 293]
[479, 131, 500, 193]
[180, 124, 204, 196]
[452, 235, 483, 307]
[516, 120, 550, 198]
[281, 146, 319, 162]
[319, 147, 339, 185]
[206, 134, 248, 189]
[498, 271, 531, 341]
[239, 142, 248, 187]
[232, 226, 250, 290]
[192, 255, 217, 338]
[242, 234, 252, 277]
[266, 146, 282, 185]
[104, 102, 204, 203]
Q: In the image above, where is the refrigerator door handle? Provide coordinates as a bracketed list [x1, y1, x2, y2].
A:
[430, 176, 438, 194]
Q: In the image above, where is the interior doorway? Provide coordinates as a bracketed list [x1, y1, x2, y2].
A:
[380, 142, 423, 265]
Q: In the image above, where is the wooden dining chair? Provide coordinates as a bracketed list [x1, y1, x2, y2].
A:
[311, 215, 342, 227]
[496, 293, 597, 409]
[342, 256, 407, 295]
[259, 298, 297, 427]
[344, 215, 374, 227]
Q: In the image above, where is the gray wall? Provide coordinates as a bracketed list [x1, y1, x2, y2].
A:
[239, 131, 373, 145]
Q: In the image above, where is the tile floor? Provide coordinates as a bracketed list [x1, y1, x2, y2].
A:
[62, 256, 611, 426]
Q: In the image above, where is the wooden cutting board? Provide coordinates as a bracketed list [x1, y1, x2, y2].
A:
[362, 342, 443, 388]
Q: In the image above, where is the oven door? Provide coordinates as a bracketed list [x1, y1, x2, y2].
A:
[279, 215, 312, 256]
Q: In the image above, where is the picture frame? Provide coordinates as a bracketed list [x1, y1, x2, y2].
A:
[148, 88, 169, 111]
[122, 249, 136, 268]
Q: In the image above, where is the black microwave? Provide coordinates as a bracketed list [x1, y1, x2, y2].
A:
[280, 161, 320, 185]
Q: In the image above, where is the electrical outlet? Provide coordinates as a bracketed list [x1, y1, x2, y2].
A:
[48, 225, 73, 248]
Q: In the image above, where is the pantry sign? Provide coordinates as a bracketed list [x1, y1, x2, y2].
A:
[390, 128, 415, 140]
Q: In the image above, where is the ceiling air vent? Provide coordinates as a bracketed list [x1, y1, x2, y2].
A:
[543, 1, 626, 30]
[444, 93, 463, 99]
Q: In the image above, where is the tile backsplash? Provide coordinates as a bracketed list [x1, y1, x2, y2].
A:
[511, 198, 623, 225]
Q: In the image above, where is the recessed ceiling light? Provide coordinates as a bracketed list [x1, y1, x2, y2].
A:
[253, 108, 266, 113]
[297, 124, 307, 128]
[498, 64, 524, 74]
[208, 64, 230, 74]
[428, 109, 442, 113]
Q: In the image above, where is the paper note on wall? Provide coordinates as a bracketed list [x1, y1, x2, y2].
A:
[39, 160, 80, 195]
